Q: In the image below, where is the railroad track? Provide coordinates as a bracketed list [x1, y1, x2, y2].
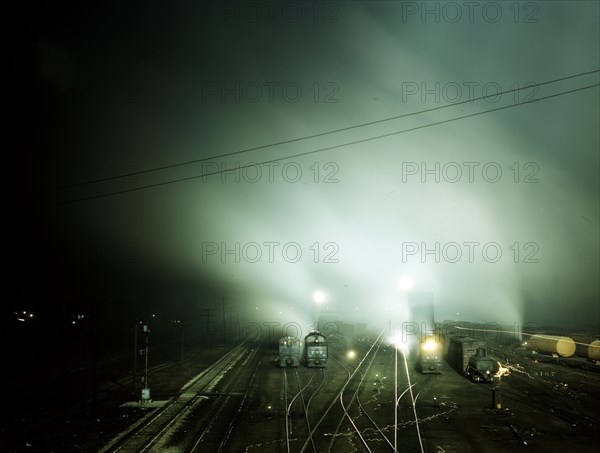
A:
[489, 370, 600, 430]
[296, 330, 385, 452]
[328, 333, 393, 452]
[191, 343, 264, 452]
[282, 367, 325, 453]
[461, 346, 600, 430]
[100, 339, 263, 452]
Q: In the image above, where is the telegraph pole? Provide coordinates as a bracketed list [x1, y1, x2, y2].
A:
[180, 322, 184, 367]
[141, 322, 150, 403]
[133, 321, 138, 397]
[201, 309, 212, 347]
[228, 306, 234, 342]
[222, 297, 226, 343]
[90, 299, 97, 416]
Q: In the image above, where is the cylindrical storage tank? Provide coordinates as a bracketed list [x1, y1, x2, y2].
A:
[527, 335, 576, 357]
[588, 340, 600, 361]
[571, 333, 592, 356]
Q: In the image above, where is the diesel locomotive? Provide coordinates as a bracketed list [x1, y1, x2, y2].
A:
[304, 331, 327, 367]
[419, 337, 444, 373]
[278, 336, 301, 367]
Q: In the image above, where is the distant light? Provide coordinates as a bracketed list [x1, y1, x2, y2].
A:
[398, 276, 414, 291]
[313, 290, 326, 304]
[28, 313, 34, 318]
[152, 314, 156, 318]
[255, 307, 259, 310]
[23, 311, 27, 315]
[422, 339, 438, 351]
[17, 318, 25, 322]
[72, 321, 76, 324]
[389, 334, 409, 354]
[347, 350, 356, 359]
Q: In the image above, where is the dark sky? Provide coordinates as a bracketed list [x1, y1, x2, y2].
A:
[7, 1, 600, 331]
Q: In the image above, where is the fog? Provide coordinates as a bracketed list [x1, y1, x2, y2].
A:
[11, 1, 599, 334]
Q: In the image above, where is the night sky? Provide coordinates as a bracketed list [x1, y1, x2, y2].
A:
[6, 1, 599, 333]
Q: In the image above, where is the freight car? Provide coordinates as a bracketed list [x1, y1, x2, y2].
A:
[447, 336, 494, 383]
[304, 331, 327, 367]
[568, 333, 600, 362]
[589, 340, 600, 362]
[526, 334, 576, 358]
[419, 338, 444, 374]
[279, 336, 301, 367]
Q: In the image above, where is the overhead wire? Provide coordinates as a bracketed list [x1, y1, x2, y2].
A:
[45, 69, 598, 193]
[49, 78, 599, 205]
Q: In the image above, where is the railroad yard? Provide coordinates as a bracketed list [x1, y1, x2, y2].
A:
[9, 2, 599, 452]
[3, 324, 599, 452]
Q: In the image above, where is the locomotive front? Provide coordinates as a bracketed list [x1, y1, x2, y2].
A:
[467, 348, 495, 383]
[304, 331, 328, 367]
[419, 338, 444, 374]
[279, 336, 301, 367]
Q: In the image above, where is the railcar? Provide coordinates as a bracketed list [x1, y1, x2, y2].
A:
[419, 337, 444, 374]
[447, 336, 494, 383]
[304, 331, 327, 367]
[279, 336, 301, 367]
[526, 334, 576, 358]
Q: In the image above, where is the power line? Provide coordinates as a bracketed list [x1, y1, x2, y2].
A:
[51, 82, 599, 206]
[46, 69, 599, 192]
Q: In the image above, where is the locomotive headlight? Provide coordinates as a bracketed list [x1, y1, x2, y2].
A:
[423, 339, 437, 351]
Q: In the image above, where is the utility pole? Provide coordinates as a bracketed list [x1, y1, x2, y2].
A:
[222, 297, 226, 343]
[228, 306, 234, 342]
[202, 309, 212, 347]
[180, 322, 184, 367]
[90, 299, 97, 416]
[141, 322, 150, 403]
[133, 321, 138, 397]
